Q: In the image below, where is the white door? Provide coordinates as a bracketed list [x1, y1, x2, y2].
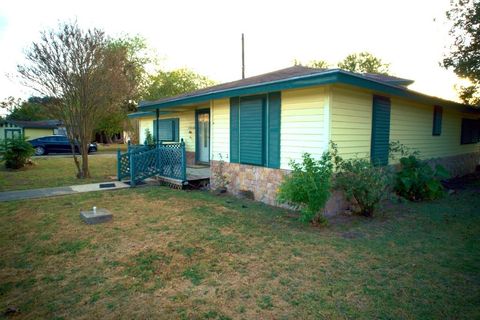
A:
[197, 111, 210, 163]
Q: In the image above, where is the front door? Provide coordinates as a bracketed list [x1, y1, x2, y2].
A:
[196, 110, 210, 163]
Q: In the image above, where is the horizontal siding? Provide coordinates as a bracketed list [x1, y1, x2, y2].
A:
[138, 110, 196, 152]
[211, 99, 230, 161]
[331, 87, 372, 159]
[24, 128, 53, 139]
[390, 98, 480, 161]
[280, 87, 326, 169]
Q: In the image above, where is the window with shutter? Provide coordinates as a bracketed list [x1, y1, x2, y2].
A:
[371, 96, 391, 166]
[432, 105, 442, 136]
[230, 93, 281, 168]
[153, 118, 179, 142]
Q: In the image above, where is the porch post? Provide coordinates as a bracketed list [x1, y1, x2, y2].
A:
[117, 148, 121, 181]
[155, 108, 160, 148]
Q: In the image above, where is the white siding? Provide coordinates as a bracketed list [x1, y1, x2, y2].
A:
[280, 87, 327, 169]
[211, 99, 230, 161]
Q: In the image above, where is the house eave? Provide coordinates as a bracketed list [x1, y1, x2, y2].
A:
[138, 69, 480, 114]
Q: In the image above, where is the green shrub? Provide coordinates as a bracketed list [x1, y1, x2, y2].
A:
[395, 155, 449, 201]
[335, 158, 392, 216]
[277, 152, 333, 225]
[4, 137, 35, 169]
[331, 142, 392, 216]
[144, 128, 154, 146]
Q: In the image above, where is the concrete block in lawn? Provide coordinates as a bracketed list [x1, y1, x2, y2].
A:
[80, 208, 113, 225]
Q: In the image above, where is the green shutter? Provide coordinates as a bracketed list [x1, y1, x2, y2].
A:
[371, 96, 391, 166]
[230, 97, 240, 163]
[432, 105, 442, 136]
[267, 92, 281, 168]
[239, 97, 264, 166]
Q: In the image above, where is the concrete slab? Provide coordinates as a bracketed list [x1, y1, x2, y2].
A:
[0, 181, 130, 202]
[80, 208, 113, 224]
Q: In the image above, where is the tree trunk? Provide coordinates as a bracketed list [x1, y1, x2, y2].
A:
[81, 144, 90, 178]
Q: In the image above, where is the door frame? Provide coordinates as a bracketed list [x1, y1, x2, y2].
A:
[195, 108, 211, 164]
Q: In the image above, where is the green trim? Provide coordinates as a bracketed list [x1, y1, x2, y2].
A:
[230, 97, 240, 163]
[139, 70, 477, 114]
[267, 92, 281, 168]
[432, 105, 442, 136]
[195, 109, 210, 164]
[127, 111, 159, 119]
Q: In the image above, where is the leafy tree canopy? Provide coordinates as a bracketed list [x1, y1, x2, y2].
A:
[144, 68, 215, 101]
[442, 0, 480, 106]
[2, 96, 55, 121]
[337, 52, 390, 74]
[294, 52, 390, 74]
[17, 21, 139, 178]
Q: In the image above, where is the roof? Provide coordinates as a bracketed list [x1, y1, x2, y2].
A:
[138, 66, 478, 113]
[5, 120, 62, 129]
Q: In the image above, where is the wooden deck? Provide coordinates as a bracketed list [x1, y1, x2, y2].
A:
[157, 165, 210, 188]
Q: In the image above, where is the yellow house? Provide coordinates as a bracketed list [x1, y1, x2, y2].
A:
[129, 66, 480, 205]
[0, 120, 64, 140]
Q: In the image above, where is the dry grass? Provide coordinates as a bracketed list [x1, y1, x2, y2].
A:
[0, 155, 117, 191]
[0, 186, 479, 319]
[96, 144, 128, 154]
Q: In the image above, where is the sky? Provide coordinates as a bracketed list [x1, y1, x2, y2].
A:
[0, 0, 463, 111]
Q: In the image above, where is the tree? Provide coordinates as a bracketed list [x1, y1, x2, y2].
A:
[94, 36, 152, 143]
[4, 96, 54, 121]
[337, 52, 390, 74]
[442, 0, 480, 106]
[144, 68, 215, 101]
[293, 59, 330, 69]
[18, 21, 137, 178]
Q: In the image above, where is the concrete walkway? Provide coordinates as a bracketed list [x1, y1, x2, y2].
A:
[0, 181, 130, 202]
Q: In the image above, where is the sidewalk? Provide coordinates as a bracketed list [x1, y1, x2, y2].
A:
[0, 181, 130, 202]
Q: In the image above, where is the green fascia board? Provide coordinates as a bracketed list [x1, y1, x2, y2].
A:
[127, 111, 171, 119]
[138, 70, 478, 113]
[139, 72, 339, 111]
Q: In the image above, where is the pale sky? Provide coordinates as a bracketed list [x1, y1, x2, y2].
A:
[0, 0, 463, 109]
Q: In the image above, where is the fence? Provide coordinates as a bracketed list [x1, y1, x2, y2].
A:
[117, 140, 186, 186]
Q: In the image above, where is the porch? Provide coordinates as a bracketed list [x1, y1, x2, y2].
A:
[117, 141, 210, 188]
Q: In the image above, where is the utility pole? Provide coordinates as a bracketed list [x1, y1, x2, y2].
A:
[241, 33, 245, 79]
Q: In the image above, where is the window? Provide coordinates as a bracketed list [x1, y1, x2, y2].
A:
[432, 105, 442, 136]
[5, 129, 22, 139]
[461, 118, 480, 144]
[230, 92, 281, 168]
[153, 118, 179, 142]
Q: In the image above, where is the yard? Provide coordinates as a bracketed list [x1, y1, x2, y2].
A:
[0, 182, 479, 319]
[0, 155, 117, 191]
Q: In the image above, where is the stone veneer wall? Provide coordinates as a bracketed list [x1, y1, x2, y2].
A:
[210, 160, 349, 215]
[426, 152, 480, 177]
[211, 151, 480, 216]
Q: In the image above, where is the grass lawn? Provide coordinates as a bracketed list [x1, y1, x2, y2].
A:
[96, 143, 128, 154]
[0, 184, 478, 319]
[0, 155, 117, 192]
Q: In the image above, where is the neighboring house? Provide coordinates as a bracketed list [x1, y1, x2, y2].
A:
[129, 66, 480, 205]
[0, 120, 65, 140]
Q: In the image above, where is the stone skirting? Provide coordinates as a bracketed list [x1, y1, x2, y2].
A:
[210, 161, 349, 216]
[211, 152, 480, 216]
[210, 161, 288, 206]
[427, 152, 480, 177]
